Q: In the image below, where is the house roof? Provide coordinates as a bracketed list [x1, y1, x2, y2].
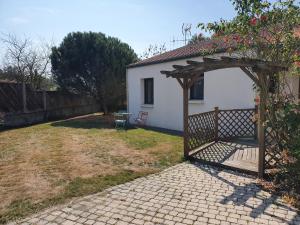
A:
[128, 26, 300, 69]
[128, 39, 235, 68]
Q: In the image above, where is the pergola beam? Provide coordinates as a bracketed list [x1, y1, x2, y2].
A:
[176, 78, 184, 88]
[203, 57, 219, 62]
[173, 65, 186, 70]
[186, 60, 202, 65]
[164, 57, 287, 78]
[240, 67, 260, 86]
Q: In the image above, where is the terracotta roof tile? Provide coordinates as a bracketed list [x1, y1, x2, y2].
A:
[128, 39, 233, 68]
[128, 26, 300, 68]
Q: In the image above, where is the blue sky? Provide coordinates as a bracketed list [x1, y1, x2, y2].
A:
[0, 0, 239, 58]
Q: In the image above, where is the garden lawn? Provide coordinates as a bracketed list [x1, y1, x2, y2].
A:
[0, 113, 183, 224]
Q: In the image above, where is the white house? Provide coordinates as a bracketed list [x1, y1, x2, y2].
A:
[126, 40, 299, 131]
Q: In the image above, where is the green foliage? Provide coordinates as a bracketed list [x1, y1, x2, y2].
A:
[268, 103, 300, 197]
[198, 0, 300, 68]
[51, 32, 137, 113]
[188, 33, 208, 45]
[280, 104, 300, 157]
[117, 129, 159, 149]
[116, 128, 181, 150]
[267, 101, 300, 157]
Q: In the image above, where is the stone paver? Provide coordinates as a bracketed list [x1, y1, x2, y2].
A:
[8, 162, 300, 225]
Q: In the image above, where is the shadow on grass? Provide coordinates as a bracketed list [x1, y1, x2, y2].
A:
[50, 114, 116, 129]
[0, 125, 8, 132]
[140, 125, 183, 137]
[50, 113, 183, 137]
[0, 114, 116, 132]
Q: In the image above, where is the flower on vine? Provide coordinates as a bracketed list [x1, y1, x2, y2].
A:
[233, 34, 241, 43]
[243, 39, 252, 47]
[215, 30, 224, 37]
[260, 15, 268, 22]
[250, 17, 258, 26]
[223, 36, 229, 43]
[293, 26, 300, 38]
[293, 61, 300, 68]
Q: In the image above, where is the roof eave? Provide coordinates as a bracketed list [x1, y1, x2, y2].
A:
[127, 48, 228, 69]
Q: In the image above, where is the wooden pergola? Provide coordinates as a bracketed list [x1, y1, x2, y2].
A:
[161, 56, 288, 178]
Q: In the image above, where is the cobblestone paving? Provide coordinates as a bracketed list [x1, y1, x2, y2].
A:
[9, 162, 300, 225]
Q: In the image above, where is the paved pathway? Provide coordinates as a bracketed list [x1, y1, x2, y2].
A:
[9, 162, 300, 225]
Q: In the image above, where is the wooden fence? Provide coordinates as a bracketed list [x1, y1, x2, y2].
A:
[218, 108, 256, 140]
[0, 82, 100, 126]
[187, 107, 256, 152]
[264, 128, 283, 169]
[187, 107, 283, 169]
[188, 110, 215, 150]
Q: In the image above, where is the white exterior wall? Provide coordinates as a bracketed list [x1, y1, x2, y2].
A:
[127, 55, 255, 131]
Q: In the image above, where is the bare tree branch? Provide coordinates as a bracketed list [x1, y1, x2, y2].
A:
[1, 33, 53, 89]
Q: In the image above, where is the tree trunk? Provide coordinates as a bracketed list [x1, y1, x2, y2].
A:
[97, 84, 108, 114]
[102, 102, 108, 115]
[22, 81, 27, 113]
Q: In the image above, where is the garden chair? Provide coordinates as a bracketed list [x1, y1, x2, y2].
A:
[134, 111, 148, 126]
[114, 113, 127, 130]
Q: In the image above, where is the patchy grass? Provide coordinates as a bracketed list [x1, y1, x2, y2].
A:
[1, 170, 150, 224]
[0, 113, 183, 224]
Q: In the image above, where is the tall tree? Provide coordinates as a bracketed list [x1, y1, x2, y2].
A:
[50, 32, 137, 113]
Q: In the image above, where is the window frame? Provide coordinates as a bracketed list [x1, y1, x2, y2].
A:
[144, 78, 154, 105]
[189, 74, 204, 100]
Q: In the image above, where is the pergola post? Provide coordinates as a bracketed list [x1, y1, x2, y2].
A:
[258, 75, 267, 178]
[183, 77, 189, 159]
[214, 107, 219, 142]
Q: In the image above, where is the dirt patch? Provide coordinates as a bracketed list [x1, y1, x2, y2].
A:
[0, 131, 58, 212]
[61, 133, 118, 178]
